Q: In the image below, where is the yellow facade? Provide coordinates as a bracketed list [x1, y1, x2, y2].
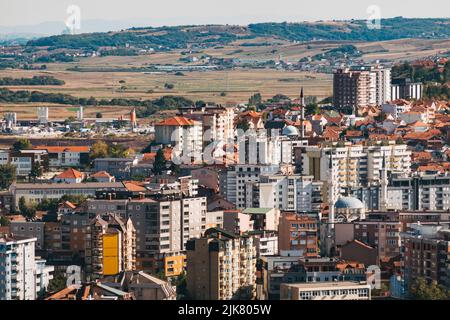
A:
[164, 255, 186, 277]
[103, 233, 120, 275]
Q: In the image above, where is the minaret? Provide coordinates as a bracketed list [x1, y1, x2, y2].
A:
[380, 152, 388, 211]
[328, 153, 335, 229]
[300, 87, 305, 139]
[326, 153, 336, 256]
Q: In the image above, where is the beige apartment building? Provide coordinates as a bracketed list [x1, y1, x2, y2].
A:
[186, 228, 257, 300]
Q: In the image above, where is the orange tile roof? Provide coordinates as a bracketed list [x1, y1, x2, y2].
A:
[417, 164, 445, 173]
[412, 152, 432, 162]
[123, 182, 147, 192]
[241, 111, 261, 118]
[345, 130, 363, 138]
[154, 116, 197, 126]
[34, 146, 90, 153]
[56, 168, 84, 179]
[59, 201, 76, 209]
[91, 171, 112, 178]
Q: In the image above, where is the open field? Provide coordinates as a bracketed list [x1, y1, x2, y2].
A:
[0, 68, 333, 104]
[0, 38, 448, 121]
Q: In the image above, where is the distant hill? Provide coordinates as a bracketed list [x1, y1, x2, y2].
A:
[26, 17, 450, 51]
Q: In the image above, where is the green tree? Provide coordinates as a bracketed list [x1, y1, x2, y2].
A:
[109, 144, 132, 158]
[36, 198, 59, 213]
[174, 272, 190, 300]
[410, 278, 449, 300]
[47, 274, 67, 294]
[96, 112, 103, 119]
[0, 164, 16, 189]
[152, 149, 167, 175]
[89, 141, 109, 160]
[248, 93, 262, 106]
[236, 119, 250, 132]
[12, 138, 31, 151]
[64, 116, 76, 125]
[60, 194, 87, 206]
[29, 162, 43, 182]
[18, 196, 36, 219]
[0, 216, 10, 226]
[42, 157, 50, 172]
[305, 103, 320, 116]
[443, 61, 450, 84]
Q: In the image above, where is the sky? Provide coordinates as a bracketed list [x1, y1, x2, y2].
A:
[0, 0, 449, 28]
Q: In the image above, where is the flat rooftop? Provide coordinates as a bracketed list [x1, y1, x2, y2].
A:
[283, 281, 369, 289]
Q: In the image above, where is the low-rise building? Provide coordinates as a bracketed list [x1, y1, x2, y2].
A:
[280, 281, 371, 300]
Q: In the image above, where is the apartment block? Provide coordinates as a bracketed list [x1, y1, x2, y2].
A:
[278, 212, 319, 257]
[333, 65, 391, 113]
[391, 78, 423, 101]
[33, 146, 90, 168]
[0, 234, 54, 300]
[256, 174, 321, 212]
[84, 213, 136, 280]
[388, 173, 450, 211]
[303, 141, 411, 200]
[186, 228, 257, 300]
[402, 223, 449, 288]
[154, 116, 203, 163]
[223, 164, 291, 209]
[85, 195, 207, 275]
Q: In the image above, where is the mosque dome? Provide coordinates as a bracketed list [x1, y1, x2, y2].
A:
[282, 125, 299, 136]
[334, 196, 364, 210]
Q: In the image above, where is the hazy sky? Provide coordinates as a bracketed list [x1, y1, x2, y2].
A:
[0, 0, 449, 27]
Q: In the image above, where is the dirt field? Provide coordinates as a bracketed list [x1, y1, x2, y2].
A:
[0, 37, 448, 121]
[0, 68, 333, 104]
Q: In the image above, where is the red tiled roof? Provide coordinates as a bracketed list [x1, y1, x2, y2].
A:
[123, 182, 146, 192]
[34, 146, 90, 153]
[154, 116, 197, 126]
[56, 168, 84, 179]
[91, 171, 112, 178]
[59, 201, 76, 209]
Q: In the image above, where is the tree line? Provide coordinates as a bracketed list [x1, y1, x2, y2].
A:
[0, 88, 193, 117]
[0, 75, 65, 86]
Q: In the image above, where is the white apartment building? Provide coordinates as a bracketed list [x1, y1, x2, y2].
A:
[33, 146, 90, 168]
[10, 150, 47, 178]
[372, 66, 392, 106]
[223, 164, 291, 209]
[303, 141, 411, 198]
[280, 281, 371, 300]
[180, 105, 236, 143]
[0, 235, 53, 300]
[388, 173, 450, 211]
[256, 174, 317, 212]
[154, 116, 203, 163]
